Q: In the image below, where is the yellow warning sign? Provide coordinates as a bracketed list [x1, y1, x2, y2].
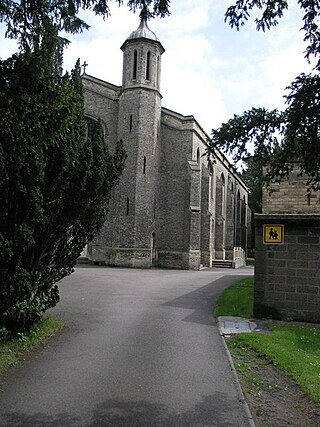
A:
[263, 224, 284, 244]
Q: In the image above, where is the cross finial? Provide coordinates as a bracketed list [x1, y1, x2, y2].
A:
[140, 5, 148, 21]
[81, 61, 88, 74]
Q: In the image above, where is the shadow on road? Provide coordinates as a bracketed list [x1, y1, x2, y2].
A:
[163, 275, 246, 326]
[1, 392, 244, 426]
[89, 393, 242, 426]
[0, 412, 80, 427]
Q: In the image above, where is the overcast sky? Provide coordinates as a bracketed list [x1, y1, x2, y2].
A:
[0, 0, 314, 135]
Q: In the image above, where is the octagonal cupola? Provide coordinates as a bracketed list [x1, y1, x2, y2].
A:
[127, 18, 159, 41]
[121, 18, 165, 92]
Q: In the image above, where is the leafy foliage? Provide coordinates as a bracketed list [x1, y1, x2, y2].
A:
[221, 1, 320, 191]
[207, 73, 320, 194]
[240, 156, 263, 213]
[210, 107, 285, 165]
[0, 0, 170, 50]
[285, 73, 320, 190]
[225, 0, 320, 70]
[214, 1, 320, 194]
[207, 107, 286, 187]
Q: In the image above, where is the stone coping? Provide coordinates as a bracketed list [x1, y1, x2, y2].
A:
[255, 213, 320, 221]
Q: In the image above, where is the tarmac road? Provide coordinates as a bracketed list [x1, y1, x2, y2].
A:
[0, 266, 254, 426]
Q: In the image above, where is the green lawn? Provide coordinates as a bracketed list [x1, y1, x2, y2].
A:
[215, 277, 320, 404]
[214, 277, 253, 318]
[238, 324, 320, 403]
[0, 317, 64, 375]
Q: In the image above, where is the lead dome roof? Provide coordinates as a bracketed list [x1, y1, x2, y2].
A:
[127, 18, 158, 41]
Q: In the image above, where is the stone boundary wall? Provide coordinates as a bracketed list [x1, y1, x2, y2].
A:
[255, 214, 320, 323]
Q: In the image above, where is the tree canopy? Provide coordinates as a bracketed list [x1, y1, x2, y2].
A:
[0, 0, 170, 50]
[207, 1, 320, 200]
[240, 156, 263, 214]
[225, 0, 320, 69]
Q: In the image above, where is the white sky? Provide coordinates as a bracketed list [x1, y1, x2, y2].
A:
[0, 0, 314, 134]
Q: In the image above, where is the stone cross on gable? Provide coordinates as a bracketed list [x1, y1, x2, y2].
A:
[81, 61, 88, 74]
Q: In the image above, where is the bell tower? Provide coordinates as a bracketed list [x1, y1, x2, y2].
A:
[114, 19, 165, 267]
[121, 18, 164, 93]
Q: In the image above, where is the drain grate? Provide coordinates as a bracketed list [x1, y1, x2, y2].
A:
[224, 321, 251, 331]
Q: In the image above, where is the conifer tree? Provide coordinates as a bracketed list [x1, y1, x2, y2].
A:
[0, 0, 170, 335]
[0, 40, 125, 334]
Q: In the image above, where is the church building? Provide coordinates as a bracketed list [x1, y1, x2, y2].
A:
[82, 19, 249, 269]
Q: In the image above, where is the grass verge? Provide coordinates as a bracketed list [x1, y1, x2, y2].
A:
[214, 277, 253, 318]
[215, 276, 320, 405]
[0, 317, 64, 375]
[227, 338, 267, 398]
[237, 324, 320, 404]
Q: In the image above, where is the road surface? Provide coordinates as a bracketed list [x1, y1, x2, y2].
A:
[0, 266, 254, 426]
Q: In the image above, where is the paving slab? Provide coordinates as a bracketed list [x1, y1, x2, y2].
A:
[218, 316, 271, 336]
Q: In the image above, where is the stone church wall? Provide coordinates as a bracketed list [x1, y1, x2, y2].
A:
[80, 20, 249, 269]
[83, 76, 120, 151]
[157, 111, 197, 268]
[213, 157, 248, 261]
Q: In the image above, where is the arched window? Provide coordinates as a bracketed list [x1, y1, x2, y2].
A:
[86, 117, 96, 142]
[210, 168, 215, 200]
[221, 173, 226, 217]
[156, 55, 160, 86]
[126, 197, 130, 215]
[237, 190, 241, 224]
[228, 176, 234, 191]
[241, 195, 247, 225]
[235, 190, 241, 246]
[196, 148, 200, 164]
[146, 51, 151, 80]
[151, 232, 156, 264]
[133, 50, 138, 80]
[85, 116, 107, 143]
[143, 156, 147, 174]
[129, 114, 133, 132]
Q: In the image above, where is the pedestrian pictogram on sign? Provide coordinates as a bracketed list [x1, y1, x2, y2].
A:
[263, 224, 284, 244]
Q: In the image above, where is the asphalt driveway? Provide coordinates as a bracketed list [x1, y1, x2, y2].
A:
[0, 266, 254, 426]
